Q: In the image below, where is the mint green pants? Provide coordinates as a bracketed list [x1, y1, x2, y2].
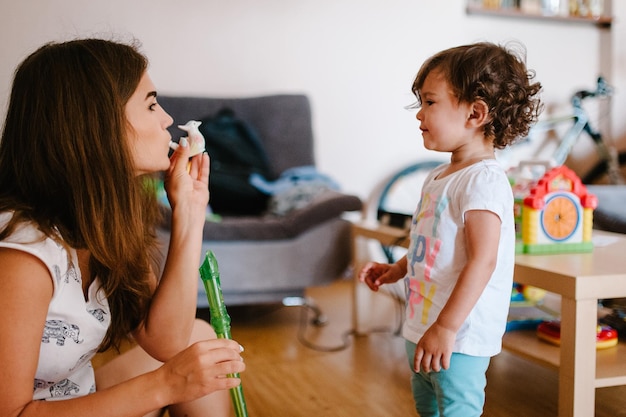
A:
[405, 340, 490, 417]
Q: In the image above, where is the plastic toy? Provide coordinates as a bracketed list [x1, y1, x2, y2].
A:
[523, 285, 547, 303]
[199, 251, 249, 417]
[537, 320, 618, 349]
[507, 283, 556, 331]
[511, 283, 546, 303]
[511, 165, 597, 254]
[169, 120, 205, 157]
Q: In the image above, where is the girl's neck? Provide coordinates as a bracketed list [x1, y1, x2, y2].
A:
[439, 149, 495, 178]
[450, 151, 494, 165]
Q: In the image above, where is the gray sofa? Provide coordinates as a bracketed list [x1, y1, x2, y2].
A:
[587, 185, 626, 234]
[156, 94, 362, 309]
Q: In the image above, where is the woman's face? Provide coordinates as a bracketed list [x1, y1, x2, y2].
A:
[125, 72, 174, 175]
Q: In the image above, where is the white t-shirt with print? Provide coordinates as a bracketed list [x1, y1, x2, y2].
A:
[401, 160, 515, 357]
[0, 212, 110, 400]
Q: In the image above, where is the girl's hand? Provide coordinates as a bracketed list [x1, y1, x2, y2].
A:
[158, 338, 245, 405]
[413, 322, 455, 373]
[358, 261, 405, 291]
[164, 137, 210, 220]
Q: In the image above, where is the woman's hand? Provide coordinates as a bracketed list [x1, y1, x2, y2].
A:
[157, 338, 245, 405]
[164, 137, 210, 223]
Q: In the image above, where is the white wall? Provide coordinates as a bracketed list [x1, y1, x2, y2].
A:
[1, 0, 624, 201]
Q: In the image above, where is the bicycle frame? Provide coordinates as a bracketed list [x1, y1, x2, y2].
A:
[550, 106, 590, 167]
[501, 77, 624, 184]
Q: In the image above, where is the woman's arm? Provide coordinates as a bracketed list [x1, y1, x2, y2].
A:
[413, 209, 501, 373]
[134, 142, 211, 361]
[0, 248, 243, 417]
[0, 248, 52, 417]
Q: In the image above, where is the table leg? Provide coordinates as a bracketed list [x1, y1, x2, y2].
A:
[558, 297, 597, 417]
[351, 229, 375, 335]
[350, 222, 410, 336]
[351, 230, 362, 335]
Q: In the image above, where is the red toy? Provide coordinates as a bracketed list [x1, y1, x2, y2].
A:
[537, 320, 618, 349]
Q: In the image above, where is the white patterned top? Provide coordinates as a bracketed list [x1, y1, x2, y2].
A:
[0, 212, 110, 401]
[402, 160, 515, 357]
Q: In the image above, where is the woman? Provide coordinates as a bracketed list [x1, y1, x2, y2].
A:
[0, 38, 245, 417]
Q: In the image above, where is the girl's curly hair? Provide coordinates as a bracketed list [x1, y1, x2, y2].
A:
[411, 41, 543, 149]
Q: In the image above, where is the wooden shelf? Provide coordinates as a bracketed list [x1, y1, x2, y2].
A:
[503, 330, 626, 387]
[466, 5, 612, 28]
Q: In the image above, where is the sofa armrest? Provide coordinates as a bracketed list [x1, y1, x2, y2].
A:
[206, 190, 361, 241]
[586, 185, 626, 234]
[279, 190, 362, 235]
[159, 191, 361, 242]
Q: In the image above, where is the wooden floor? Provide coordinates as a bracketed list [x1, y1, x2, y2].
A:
[202, 278, 626, 417]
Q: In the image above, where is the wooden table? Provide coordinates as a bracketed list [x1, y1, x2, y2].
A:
[351, 221, 626, 417]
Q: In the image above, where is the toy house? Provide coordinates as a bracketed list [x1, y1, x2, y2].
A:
[517, 165, 597, 254]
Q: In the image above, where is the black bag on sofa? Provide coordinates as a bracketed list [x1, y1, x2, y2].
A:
[198, 108, 272, 216]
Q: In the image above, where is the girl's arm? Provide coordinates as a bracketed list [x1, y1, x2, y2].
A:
[359, 255, 408, 291]
[0, 249, 243, 417]
[413, 209, 501, 373]
[133, 142, 211, 361]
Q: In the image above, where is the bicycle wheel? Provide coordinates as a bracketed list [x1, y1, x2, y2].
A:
[582, 151, 626, 185]
[376, 160, 442, 262]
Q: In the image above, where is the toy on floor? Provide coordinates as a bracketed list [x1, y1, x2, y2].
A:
[510, 165, 597, 254]
[510, 283, 547, 304]
[507, 284, 556, 331]
[599, 298, 626, 338]
[200, 251, 249, 417]
[537, 320, 618, 349]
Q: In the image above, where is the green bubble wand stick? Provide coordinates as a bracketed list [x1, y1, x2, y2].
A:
[199, 250, 249, 417]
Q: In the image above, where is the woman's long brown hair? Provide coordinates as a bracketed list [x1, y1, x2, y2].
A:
[0, 38, 162, 352]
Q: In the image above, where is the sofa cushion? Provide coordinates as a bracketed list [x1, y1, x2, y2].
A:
[196, 108, 272, 215]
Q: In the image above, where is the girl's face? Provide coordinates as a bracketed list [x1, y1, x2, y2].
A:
[125, 72, 174, 175]
[415, 70, 473, 153]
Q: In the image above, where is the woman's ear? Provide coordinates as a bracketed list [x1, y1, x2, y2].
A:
[467, 100, 489, 127]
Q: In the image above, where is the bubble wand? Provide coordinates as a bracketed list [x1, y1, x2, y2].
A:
[199, 251, 249, 417]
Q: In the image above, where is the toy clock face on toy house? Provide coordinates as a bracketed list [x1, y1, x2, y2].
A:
[540, 182, 581, 243]
[521, 166, 597, 254]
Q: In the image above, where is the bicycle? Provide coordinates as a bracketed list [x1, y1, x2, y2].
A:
[497, 76, 626, 185]
[371, 77, 626, 263]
